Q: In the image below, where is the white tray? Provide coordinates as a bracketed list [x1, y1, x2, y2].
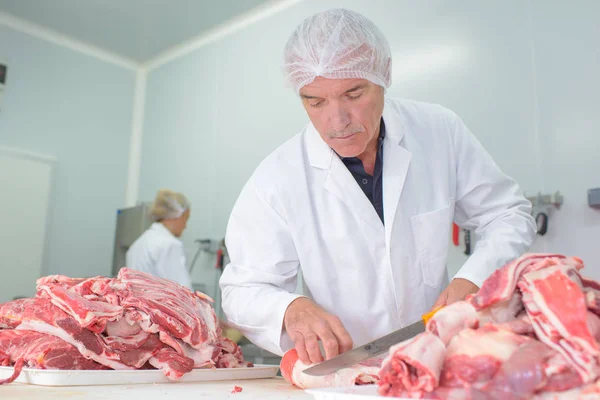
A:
[0, 364, 279, 386]
[306, 385, 410, 400]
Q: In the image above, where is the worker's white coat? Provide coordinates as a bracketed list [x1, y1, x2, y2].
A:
[126, 222, 192, 289]
[220, 98, 536, 356]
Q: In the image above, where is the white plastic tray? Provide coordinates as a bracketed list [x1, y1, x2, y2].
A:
[0, 364, 279, 386]
[306, 385, 410, 400]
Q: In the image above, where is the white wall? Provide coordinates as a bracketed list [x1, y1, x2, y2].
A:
[139, 0, 600, 293]
[526, 0, 600, 278]
[0, 26, 136, 278]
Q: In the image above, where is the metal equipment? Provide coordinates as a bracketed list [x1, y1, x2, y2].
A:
[111, 203, 153, 276]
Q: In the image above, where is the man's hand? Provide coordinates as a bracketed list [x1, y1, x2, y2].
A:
[283, 297, 353, 365]
[430, 278, 479, 311]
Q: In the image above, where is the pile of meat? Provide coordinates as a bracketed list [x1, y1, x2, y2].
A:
[0, 268, 251, 385]
[282, 253, 600, 399]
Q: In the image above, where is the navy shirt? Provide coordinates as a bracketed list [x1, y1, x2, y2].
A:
[340, 119, 385, 224]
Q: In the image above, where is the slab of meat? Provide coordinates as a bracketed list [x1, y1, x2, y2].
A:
[519, 265, 600, 383]
[2, 297, 131, 370]
[280, 349, 380, 389]
[377, 253, 600, 399]
[470, 254, 583, 310]
[378, 331, 446, 396]
[147, 347, 194, 380]
[37, 284, 123, 333]
[117, 268, 218, 350]
[0, 330, 105, 384]
[215, 337, 253, 368]
[36, 275, 86, 289]
[440, 325, 532, 389]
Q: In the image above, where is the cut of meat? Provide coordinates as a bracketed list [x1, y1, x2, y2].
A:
[37, 284, 123, 333]
[378, 332, 446, 395]
[441, 325, 531, 388]
[483, 339, 581, 398]
[519, 265, 600, 382]
[543, 352, 583, 392]
[0, 330, 105, 383]
[0, 329, 104, 370]
[71, 277, 122, 306]
[470, 253, 583, 310]
[117, 268, 218, 350]
[36, 275, 86, 289]
[497, 312, 535, 336]
[215, 337, 249, 368]
[148, 347, 194, 380]
[280, 349, 380, 389]
[0, 298, 36, 329]
[0, 358, 24, 385]
[7, 297, 131, 370]
[426, 301, 479, 346]
[114, 334, 167, 369]
[476, 291, 524, 325]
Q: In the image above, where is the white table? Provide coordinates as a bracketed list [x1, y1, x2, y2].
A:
[0, 377, 314, 400]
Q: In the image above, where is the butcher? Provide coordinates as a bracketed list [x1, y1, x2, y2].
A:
[219, 8, 536, 365]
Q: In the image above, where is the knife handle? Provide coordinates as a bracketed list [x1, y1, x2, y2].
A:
[422, 305, 444, 324]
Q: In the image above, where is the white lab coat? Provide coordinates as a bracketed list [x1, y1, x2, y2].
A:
[220, 98, 536, 356]
[126, 222, 192, 289]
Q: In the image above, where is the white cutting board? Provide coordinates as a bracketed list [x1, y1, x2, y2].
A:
[306, 385, 410, 400]
[0, 364, 279, 386]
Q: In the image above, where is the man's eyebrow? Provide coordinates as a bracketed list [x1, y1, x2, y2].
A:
[345, 84, 367, 93]
[300, 84, 366, 99]
[300, 94, 321, 100]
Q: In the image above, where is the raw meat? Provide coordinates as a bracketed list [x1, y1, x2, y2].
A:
[378, 332, 446, 395]
[0, 330, 105, 384]
[378, 253, 600, 399]
[470, 253, 583, 310]
[37, 284, 123, 333]
[147, 347, 194, 380]
[231, 385, 243, 393]
[519, 265, 600, 382]
[6, 297, 132, 370]
[280, 348, 380, 389]
[426, 301, 479, 346]
[441, 325, 531, 388]
[0, 268, 251, 385]
[117, 268, 218, 350]
[215, 337, 253, 368]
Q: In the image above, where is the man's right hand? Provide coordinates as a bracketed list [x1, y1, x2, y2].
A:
[283, 297, 353, 365]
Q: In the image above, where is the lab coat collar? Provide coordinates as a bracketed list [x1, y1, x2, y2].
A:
[151, 222, 176, 239]
[304, 98, 412, 241]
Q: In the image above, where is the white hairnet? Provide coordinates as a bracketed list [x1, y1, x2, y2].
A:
[149, 189, 190, 221]
[283, 8, 392, 93]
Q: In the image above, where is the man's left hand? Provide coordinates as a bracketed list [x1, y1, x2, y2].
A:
[429, 278, 479, 311]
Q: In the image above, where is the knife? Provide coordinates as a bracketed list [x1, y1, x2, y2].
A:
[301, 306, 444, 376]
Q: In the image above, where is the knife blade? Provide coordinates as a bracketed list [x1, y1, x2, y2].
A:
[301, 306, 444, 377]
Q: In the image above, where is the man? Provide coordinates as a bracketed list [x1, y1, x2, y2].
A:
[220, 8, 536, 365]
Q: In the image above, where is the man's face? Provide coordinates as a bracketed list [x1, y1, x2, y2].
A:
[300, 77, 385, 158]
[172, 209, 190, 238]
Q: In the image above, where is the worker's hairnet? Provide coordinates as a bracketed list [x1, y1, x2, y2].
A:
[149, 189, 190, 221]
[283, 8, 392, 94]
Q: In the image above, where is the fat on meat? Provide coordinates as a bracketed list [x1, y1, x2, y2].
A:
[280, 349, 380, 389]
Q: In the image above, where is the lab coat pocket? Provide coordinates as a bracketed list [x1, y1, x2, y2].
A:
[410, 201, 454, 288]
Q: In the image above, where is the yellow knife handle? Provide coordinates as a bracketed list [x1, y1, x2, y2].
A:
[422, 306, 444, 324]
